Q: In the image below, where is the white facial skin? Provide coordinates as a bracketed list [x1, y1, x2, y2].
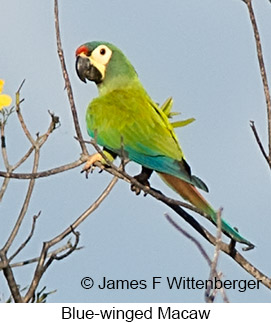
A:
[90, 45, 112, 79]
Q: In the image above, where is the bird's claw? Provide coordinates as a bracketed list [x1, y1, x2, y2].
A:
[131, 174, 150, 196]
[81, 153, 104, 178]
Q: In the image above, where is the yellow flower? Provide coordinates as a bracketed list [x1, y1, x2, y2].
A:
[0, 80, 12, 111]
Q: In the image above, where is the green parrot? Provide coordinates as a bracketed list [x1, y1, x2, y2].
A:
[75, 41, 253, 248]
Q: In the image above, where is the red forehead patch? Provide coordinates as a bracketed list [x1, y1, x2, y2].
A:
[75, 45, 89, 56]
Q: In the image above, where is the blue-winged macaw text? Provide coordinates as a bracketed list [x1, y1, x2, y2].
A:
[62, 306, 211, 321]
[81, 276, 261, 293]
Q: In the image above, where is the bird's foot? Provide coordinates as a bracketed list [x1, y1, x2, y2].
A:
[131, 174, 150, 196]
[81, 153, 104, 178]
[131, 167, 153, 196]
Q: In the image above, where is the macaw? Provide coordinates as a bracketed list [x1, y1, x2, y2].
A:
[75, 41, 253, 248]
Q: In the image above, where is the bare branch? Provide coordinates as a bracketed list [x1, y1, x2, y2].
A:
[5, 241, 79, 270]
[165, 213, 229, 303]
[165, 213, 212, 266]
[23, 175, 118, 302]
[15, 81, 35, 146]
[0, 251, 22, 302]
[205, 208, 228, 303]
[243, 0, 271, 167]
[0, 158, 85, 179]
[0, 177, 10, 202]
[164, 202, 270, 290]
[1, 92, 58, 254]
[12, 146, 35, 170]
[250, 120, 270, 166]
[8, 212, 41, 263]
[1, 122, 10, 170]
[2, 129, 269, 292]
[49, 229, 80, 261]
[0, 122, 11, 201]
[1, 149, 40, 254]
[54, 0, 88, 156]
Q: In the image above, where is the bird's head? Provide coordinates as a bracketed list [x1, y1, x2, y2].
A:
[75, 41, 138, 93]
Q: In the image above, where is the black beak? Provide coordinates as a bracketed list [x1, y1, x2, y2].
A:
[76, 56, 103, 84]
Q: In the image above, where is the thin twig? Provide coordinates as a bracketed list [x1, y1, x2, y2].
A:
[0, 100, 36, 201]
[0, 122, 11, 201]
[8, 212, 41, 263]
[205, 208, 228, 303]
[50, 229, 80, 261]
[1, 147, 40, 253]
[1, 122, 10, 170]
[165, 213, 212, 266]
[6, 241, 78, 270]
[250, 120, 270, 166]
[54, 0, 88, 156]
[0, 177, 10, 202]
[0, 158, 85, 179]
[243, 0, 271, 167]
[15, 81, 35, 147]
[12, 146, 35, 170]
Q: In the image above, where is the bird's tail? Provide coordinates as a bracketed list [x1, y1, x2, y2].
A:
[159, 172, 253, 247]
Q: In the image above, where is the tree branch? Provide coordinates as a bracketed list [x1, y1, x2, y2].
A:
[2, 133, 269, 290]
[54, 0, 88, 156]
[250, 120, 270, 165]
[165, 212, 229, 303]
[243, 0, 271, 168]
[15, 80, 35, 147]
[0, 251, 22, 302]
[166, 198, 270, 289]
[0, 122, 11, 201]
[23, 175, 118, 302]
[205, 209, 228, 303]
[1, 147, 40, 254]
[0, 158, 85, 179]
[0, 88, 60, 302]
[8, 212, 41, 263]
[1, 241, 79, 270]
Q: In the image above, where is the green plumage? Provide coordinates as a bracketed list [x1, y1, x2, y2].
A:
[76, 41, 253, 248]
[87, 85, 207, 191]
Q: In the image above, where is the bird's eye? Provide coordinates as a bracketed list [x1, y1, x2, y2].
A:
[92, 45, 112, 65]
[100, 48, 106, 55]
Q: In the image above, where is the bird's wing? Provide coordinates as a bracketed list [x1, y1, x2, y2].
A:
[87, 88, 208, 191]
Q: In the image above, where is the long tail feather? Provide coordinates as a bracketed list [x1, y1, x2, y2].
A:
[159, 172, 253, 247]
